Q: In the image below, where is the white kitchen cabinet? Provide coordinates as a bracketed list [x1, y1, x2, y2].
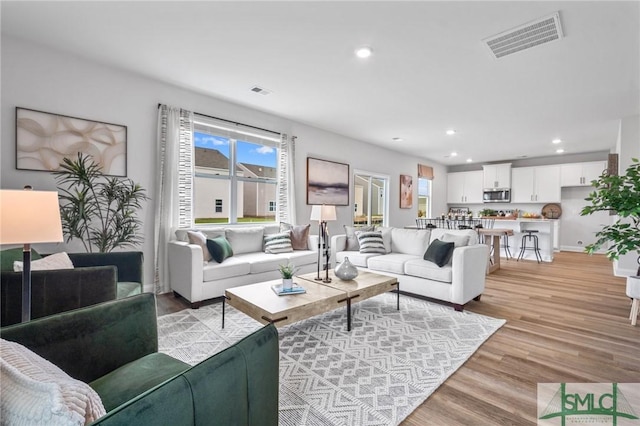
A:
[511, 165, 561, 203]
[482, 163, 511, 189]
[560, 161, 607, 187]
[447, 171, 483, 204]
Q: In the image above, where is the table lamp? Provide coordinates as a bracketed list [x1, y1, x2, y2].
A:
[310, 204, 336, 283]
[0, 188, 63, 322]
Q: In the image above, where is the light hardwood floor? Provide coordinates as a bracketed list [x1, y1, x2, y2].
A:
[157, 251, 640, 426]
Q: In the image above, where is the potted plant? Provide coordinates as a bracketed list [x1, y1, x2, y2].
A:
[278, 262, 298, 291]
[54, 153, 148, 253]
[581, 158, 640, 275]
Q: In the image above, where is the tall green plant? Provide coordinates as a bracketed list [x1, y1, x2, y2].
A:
[54, 153, 148, 253]
[580, 158, 640, 273]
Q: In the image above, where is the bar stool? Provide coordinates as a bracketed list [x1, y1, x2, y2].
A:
[517, 230, 542, 263]
[627, 276, 640, 326]
[501, 232, 513, 259]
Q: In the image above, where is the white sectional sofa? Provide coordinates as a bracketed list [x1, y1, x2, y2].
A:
[168, 225, 318, 308]
[331, 227, 489, 311]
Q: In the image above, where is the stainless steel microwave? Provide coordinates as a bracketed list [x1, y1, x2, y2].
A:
[483, 188, 510, 203]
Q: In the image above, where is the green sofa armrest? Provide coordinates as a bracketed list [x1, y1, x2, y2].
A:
[1, 293, 158, 383]
[68, 251, 144, 285]
[0, 266, 118, 326]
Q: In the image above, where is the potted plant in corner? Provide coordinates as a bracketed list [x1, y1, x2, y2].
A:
[278, 262, 298, 291]
[54, 153, 148, 253]
[580, 158, 640, 275]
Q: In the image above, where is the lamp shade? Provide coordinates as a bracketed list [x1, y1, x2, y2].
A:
[310, 205, 336, 222]
[0, 190, 63, 245]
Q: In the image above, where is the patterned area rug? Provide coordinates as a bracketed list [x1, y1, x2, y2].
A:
[158, 293, 505, 426]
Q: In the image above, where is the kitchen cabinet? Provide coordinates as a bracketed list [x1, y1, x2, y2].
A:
[447, 171, 483, 204]
[482, 163, 511, 189]
[511, 165, 561, 203]
[560, 161, 607, 187]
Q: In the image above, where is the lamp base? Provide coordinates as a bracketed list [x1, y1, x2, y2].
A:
[322, 278, 332, 283]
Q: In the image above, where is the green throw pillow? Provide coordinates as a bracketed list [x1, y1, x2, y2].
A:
[206, 237, 234, 263]
[1, 248, 42, 272]
[423, 239, 455, 267]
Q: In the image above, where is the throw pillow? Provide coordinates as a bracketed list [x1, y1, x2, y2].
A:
[280, 223, 310, 250]
[187, 230, 212, 262]
[264, 231, 294, 254]
[13, 252, 74, 272]
[1, 248, 42, 272]
[0, 338, 106, 425]
[423, 239, 455, 267]
[206, 237, 234, 263]
[344, 225, 375, 251]
[356, 231, 386, 254]
[441, 233, 471, 248]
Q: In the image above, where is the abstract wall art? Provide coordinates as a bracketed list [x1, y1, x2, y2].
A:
[306, 157, 349, 205]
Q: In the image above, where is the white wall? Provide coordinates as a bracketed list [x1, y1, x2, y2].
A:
[1, 36, 446, 290]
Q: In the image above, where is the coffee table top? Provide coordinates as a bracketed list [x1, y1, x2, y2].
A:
[297, 270, 398, 297]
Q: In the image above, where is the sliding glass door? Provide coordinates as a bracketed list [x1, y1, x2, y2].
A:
[353, 172, 388, 226]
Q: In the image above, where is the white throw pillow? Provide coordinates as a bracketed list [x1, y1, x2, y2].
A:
[390, 228, 431, 256]
[187, 230, 212, 262]
[441, 233, 471, 248]
[13, 252, 74, 272]
[0, 338, 106, 425]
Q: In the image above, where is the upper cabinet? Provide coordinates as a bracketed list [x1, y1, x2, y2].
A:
[560, 161, 607, 187]
[482, 163, 512, 189]
[447, 171, 483, 204]
[511, 165, 561, 203]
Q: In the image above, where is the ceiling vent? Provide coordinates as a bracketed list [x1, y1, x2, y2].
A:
[250, 86, 271, 95]
[483, 12, 563, 59]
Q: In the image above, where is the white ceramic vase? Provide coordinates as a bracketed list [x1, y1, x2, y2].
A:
[335, 257, 358, 280]
[282, 278, 293, 291]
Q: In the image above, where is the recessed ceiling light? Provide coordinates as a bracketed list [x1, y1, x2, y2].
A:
[556, 148, 565, 154]
[466, 158, 473, 163]
[552, 138, 562, 144]
[392, 137, 403, 142]
[450, 152, 458, 157]
[355, 46, 373, 58]
[446, 129, 456, 136]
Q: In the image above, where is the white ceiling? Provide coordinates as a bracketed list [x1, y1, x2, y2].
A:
[2, 1, 638, 166]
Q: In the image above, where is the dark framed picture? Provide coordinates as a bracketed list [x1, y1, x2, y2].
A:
[307, 157, 349, 205]
[16, 107, 127, 176]
[400, 174, 413, 209]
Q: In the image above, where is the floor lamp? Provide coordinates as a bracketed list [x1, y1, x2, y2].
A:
[0, 189, 63, 322]
[310, 205, 336, 283]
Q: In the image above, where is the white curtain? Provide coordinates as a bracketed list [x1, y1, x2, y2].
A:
[154, 105, 194, 294]
[277, 134, 297, 224]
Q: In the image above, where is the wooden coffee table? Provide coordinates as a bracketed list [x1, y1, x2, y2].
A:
[223, 270, 399, 331]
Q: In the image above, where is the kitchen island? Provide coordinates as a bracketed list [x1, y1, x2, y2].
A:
[486, 218, 555, 262]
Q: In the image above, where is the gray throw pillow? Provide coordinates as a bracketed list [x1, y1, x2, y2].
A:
[264, 231, 294, 254]
[344, 225, 375, 251]
[423, 239, 455, 267]
[280, 222, 310, 250]
[356, 231, 386, 254]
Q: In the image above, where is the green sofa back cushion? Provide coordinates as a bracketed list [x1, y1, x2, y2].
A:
[1, 248, 41, 271]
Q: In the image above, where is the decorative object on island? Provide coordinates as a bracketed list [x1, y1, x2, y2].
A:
[310, 204, 337, 283]
[400, 174, 413, 209]
[581, 158, 640, 275]
[0, 188, 63, 322]
[306, 157, 349, 206]
[54, 153, 147, 253]
[278, 262, 297, 291]
[16, 107, 127, 176]
[334, 256, 358, 280]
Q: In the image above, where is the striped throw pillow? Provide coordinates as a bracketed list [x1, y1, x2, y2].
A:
[355, 231, 386, 254]
[264, 231, 294, 254]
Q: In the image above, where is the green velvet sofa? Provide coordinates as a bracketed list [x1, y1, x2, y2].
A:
[0, 293, 280, 425]
[0, 250, 144, 326]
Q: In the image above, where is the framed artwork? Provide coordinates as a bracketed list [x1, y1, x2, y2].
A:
[16, 107, 127, 176]
[400, 174, 413, 209]
[307, 157, 349, 205]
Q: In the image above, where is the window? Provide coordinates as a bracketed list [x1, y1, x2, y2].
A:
[353, 172, 388, 226]
[418, 178, 431, 218]
[193, 116, 279, 224]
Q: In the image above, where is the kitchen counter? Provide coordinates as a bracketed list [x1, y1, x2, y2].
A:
[482, 219, 555, 262]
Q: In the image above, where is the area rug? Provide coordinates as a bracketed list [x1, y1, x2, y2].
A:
[158, 293, 505, 426]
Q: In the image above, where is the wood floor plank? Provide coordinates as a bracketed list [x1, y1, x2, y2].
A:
[156, 251, 640, 425]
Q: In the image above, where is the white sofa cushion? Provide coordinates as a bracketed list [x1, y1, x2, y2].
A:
[376, 226, 393, 253]
[336, 251, 380, 268]
[286, 250, 318, 266]
[404, 259, 453, 283]
[390, 228, 431, 256]
[441, 232, 471, 248]
[367, 253, 419, 274]
[225, 227, 265, 254]
[430, 228, 478, 245]
[240, 252, 290, 274]
[203, 257, 251, 281]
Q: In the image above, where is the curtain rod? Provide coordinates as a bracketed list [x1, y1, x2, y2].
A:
[157, 103, 280, 136]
